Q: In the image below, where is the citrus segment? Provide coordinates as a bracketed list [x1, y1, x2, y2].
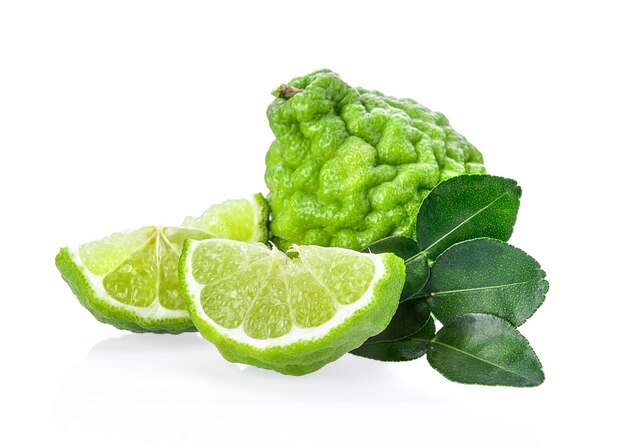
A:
[102, 237, 158, 307]
[297, 245, 376, 305]
[243, 268, 292, 339]
[79, 226, 155, 276]
[288, 265, 337, 328]
[183, 193, 269, 243]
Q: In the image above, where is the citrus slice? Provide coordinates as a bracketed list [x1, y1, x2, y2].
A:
[179, 240, 405, 375]
[56, 195, 270, 333]
[182, 193, 269, 243]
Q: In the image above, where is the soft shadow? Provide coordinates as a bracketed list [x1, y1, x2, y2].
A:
[56, 333, 437, 428]
[55, 333, 540, 447]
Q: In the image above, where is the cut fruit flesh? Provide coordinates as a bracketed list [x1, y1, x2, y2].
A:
[97, 226, 211, 310]
[190, 246, 380, 345]
[182, 193, 269, 243]
[56, 194, 270, 333]
[57, 226, 213, 333]
[179, 239, 405, 374]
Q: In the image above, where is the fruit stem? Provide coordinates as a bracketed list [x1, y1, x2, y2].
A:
[271, 84, 303, 99]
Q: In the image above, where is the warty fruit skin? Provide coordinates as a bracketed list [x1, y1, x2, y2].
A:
[265, 69, 486, 251]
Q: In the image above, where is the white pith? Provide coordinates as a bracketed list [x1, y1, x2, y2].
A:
[184, 240, 385, 349]
[68, 228, 189, 320]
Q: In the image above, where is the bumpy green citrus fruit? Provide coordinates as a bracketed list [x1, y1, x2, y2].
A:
[265, 69, 486, 250]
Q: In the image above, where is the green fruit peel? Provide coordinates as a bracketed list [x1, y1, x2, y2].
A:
[265, 69, 485, 250]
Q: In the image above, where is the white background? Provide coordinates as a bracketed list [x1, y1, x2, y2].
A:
[1, 1, 624, 447]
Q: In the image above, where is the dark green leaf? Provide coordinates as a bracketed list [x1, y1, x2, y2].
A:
[427, 314, 544, 387]
[402, 253, 430, 301]
[426, 238, 548, 327]
[416, 175, 521, 258]
[363, 298, 430, 344]
[362, 236, 429, 301]
[363, 236, 418, 260]
[352, 317, 435, 362]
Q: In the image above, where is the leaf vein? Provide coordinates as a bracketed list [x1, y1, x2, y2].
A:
[424, 192, 509, 255]
[431, 279, 536, 296]
[431, 340, 535, 383]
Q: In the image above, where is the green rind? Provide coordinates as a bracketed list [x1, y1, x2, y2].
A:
[357, 297, 431, 345]
[360, 236, 430, 302]
[265, 69, 486, 251]
[251, 193, 271, 244]
[179, 242, 405, 375]
[55, 247, 195, 334]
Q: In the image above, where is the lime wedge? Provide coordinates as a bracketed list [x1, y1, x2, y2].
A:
[182, 193, 269, 243]
[56, 195, 270, 333]
[179, 240, 405, 375]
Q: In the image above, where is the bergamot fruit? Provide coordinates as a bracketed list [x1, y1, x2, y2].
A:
[265, 69, 486, 250]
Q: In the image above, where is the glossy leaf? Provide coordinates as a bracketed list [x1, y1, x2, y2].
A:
[361, 298, 430, 344]
[351, 317, 435, 362]
[416, 175, 521, 258]
[402, 253, 430, 301]
[364, 236, 418, 260]
[362, 236, 429, 300]
[427, 314, 544, 387]
[426, 238, 548, 327]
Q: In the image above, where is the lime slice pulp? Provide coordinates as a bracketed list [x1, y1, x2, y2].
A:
[182, 193, 269, 243]
[179, 240, 405, 374]
[56, 226, 212, 333]
[56, 195, 270, 333]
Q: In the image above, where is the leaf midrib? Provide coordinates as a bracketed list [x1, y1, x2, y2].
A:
[430, 279, 536, 297]
[423, 192, 510, 255]
[412, 337, 536, 384]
